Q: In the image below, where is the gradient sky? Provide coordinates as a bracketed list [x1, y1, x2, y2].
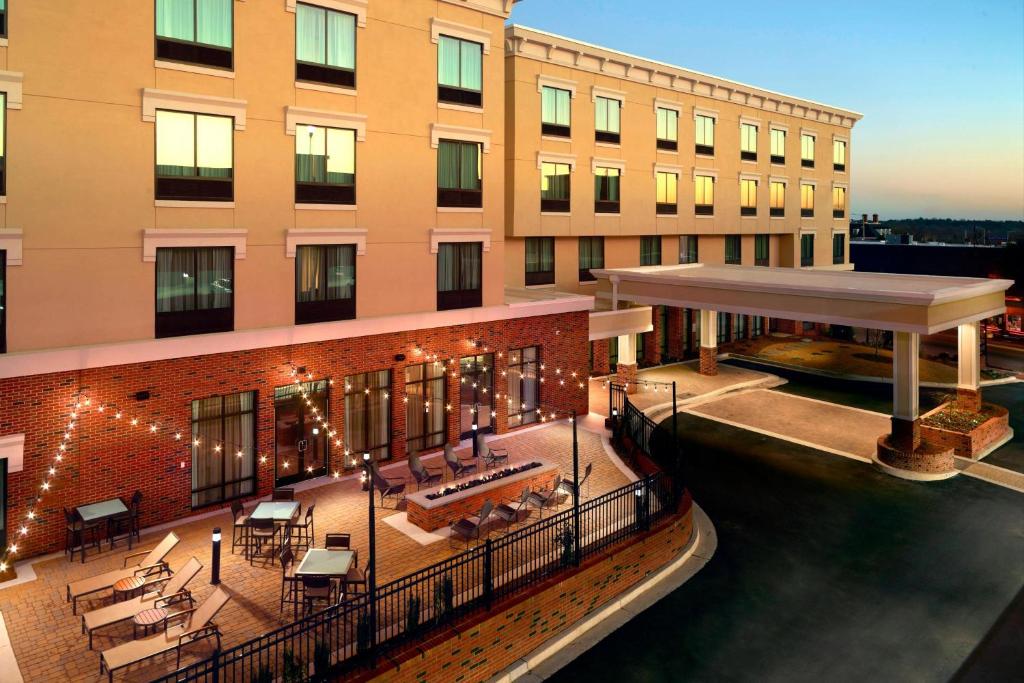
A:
[509, 0, 1024, 220]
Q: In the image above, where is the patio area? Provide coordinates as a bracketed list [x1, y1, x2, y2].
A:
[0, 422, 633, 682]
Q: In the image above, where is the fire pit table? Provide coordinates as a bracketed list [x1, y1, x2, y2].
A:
[406, 459, 558, 532]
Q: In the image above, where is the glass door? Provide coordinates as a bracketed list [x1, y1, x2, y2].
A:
[274, 380, 329, 486]
[459, 354, 494, 439]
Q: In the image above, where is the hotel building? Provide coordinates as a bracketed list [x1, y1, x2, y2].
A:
[0, 2, 865, 558]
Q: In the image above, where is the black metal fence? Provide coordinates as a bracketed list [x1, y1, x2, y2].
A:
[149, 471, 675, 683]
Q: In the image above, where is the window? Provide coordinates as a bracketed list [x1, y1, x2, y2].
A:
[801, 233, 815, 267]
[656, 171, 678, 214]
[295, 124, 355, 204]
[740, 123, 758, 161]
[640, 236, 661, 266]
[0, 0, 6, 38]
[405, 362, 447, 453]
[770, 181, 785, 217]
[740, 178, 758, 216]
[295, 244, 355, 324]
[540, 162, 571, 212]
[832, 233, 845, 265]
[695, 115, 715, 155]
[694, 174, 714, 215]
[191, 391, 255, 508]
[0, 93, 5, 196]
[832, 186, 846, 218]
[659, 306, 669, 357]
[155, 110, 233, 201]
[594, 167, 620, 213]
[156, 0, 233, 70]
[507, 346, 540, 428]
[656, 107, 678, 151]
[833, 139, 847, 172]
[295, 3, 356, 87]
[595, 96, 621, 144]
[636, 332, 646, 361]
[679, 235, 698, 264]
[437, 140, 482, 208]
[801, 183, 815, 218]
[345, 370, 391, 462]
[155, 247, 233, 338]
[541, 86, 571, 137]
[525, 237, 554, 286]
[436, 242, 481, 310]
[801, 133, 815, 168]
[437, 35, 482, 106]
[725, 235, 741, 265]
[578, 236, 604, 282]
[609, 336, 619, 369]
[0, 250, 5, 354]
[770, 128, 786, 164]
[754, 234, 769, 267]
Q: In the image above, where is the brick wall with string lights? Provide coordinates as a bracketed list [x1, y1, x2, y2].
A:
[0, 311, 589, 562]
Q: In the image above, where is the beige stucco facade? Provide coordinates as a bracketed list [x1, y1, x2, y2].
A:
[503, 25, 862, 295]
[1, 0, 512, 352]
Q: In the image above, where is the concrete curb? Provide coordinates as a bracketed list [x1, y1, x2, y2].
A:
[490, 503, 717, 683]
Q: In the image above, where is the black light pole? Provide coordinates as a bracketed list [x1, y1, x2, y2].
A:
[210, 527, 222, 585]
[571, 409, 581, 567]
[362, 453, 377, 666]
[472, 402, 480, 461]
[672, 380, 678, 432]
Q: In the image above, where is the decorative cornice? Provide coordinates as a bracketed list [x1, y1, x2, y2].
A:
[536, 151, 577, 169]
[693, 168, 718, 180]
[0, 70, 24, 109]
[284, 106, 367, 139]
[285, 228, 367, 257]
[142, 88, 247, 130]
[439, 0, 513, 19]
[428, 228, 492, 253]
[142, 229, 248, 262]
[430, 18, 492, 53]
[653, 163, 682, 178]
[505, 25, 862, 128]
[653, 98, 682, 113]
[537, 74, 577, 97]
[430, 123, 492, 152]
[0, 229, 23, 265]
[591, 157, 626, 174]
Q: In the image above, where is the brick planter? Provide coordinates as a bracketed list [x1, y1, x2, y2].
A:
[876, 434, 955, 476]
[406, 461, 558, 531]
[920, 403, 1011, 460]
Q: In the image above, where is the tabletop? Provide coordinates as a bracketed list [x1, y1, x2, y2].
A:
[77, 498, 128, 523]
[295, 549, 355, 577]
[113, 575, 145, 593]
[249, 501, 300, 521]
[133, 607, 168, 627]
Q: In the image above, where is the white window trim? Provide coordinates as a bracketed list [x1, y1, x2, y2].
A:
[832, 226, 850, 237]
[0, 433, 25, 473]
[285, 0, 368, 27]
[142, 229, 249, 262]
[739, 116, 760, 128]
[430, 123, 492, 153]
[653, 98, 682, 114]
[591, 86, 626, 104]
[591, 157, 626, 174]
[285, 228, 367, 257]
[770, 121, 790, 132]
[800, 128, 818, 139]
[429, 228, 492, 254]
[155, 60, 235, 79]
[769, 175, 788, 185]
[800, 178, 818, 187]
[800, 228, 817, 236]
[538, 74, 577, 97]
[739, 172, 761, 182]
[693, 107, 718, 122]
[430, 17, 491, 53]
[832, 134, 849, 144]
[537, 151, 577, 170]
[832, 181, 849, 190]
[0, 71, 24, 110]
[284, 106, 367, 140]
[142, 88, 247, 130]
[653, 163, 682, 178]
[693, 168, 718, 181]
[0, 229, 23, 265]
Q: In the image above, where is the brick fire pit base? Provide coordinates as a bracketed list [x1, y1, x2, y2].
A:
[875, 435, 957, 481]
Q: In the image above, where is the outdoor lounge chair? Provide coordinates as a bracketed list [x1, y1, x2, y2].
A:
[527, 478, 566, 519]
[66, 532, 179, 615]
[493, 488, 531, 531]
[477, 435, 509, 469]
[449, 500, 494, 549]
[98, 586, 232, 682]
[444, 444, 477, 479]
[370, 466, 406, 508]
[82, 557, 202, 649]
[408, 451, 442, 489]
[559, 463, 593, 500]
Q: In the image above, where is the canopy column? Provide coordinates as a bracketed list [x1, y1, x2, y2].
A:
[615, 333, 639, 394]
[956, 322, 982, 411]
[699, 310, 718, 376]
[890, 331, 921, 451]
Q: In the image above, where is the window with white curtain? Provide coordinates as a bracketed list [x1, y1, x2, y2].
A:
[832, 186, 847, 218]
[695, 115, 715, 155]
[155, 246, 234, 337]
[295, 244, 356, 324]
[156, 0, 233, 69]
[155, 110, 233, 201]
[296, 3, 356, 87]
[578, 237, 604, 282]
[345, 370, 391, 462]
[679, 235, 698, 264]
[770, 181, 786, 217]
[801, 183, 815, 217]
[191, 391, 255, 508]
[770, 128, 786, 164]
[656, 107, 678, 150]
[405, 362, 447, 453]
[740, 123, 758, 161]
[594, 167, 620, 212]
[541, 86, 571, 136]
[295, 124, 356, 204]
[540, 161, 571, 212]
[437, 35, 483, 106]
[525, 237, 554, 286]
[801, 133, 816, 167]
[507, 346, 540, 428]
[595, 96, 621, 143]
[833, 139, 847, 171]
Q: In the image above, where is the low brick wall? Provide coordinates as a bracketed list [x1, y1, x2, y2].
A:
[876, 435, 955, 474]
[921, 403, 1011, 459]
[406, 468, 557, 531]
[373, 501, 694, 682]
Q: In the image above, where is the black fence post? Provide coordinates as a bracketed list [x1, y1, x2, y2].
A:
[483, 539, 493, 609]
[572, 409, 581, 567]
[211, 648, 220, 683]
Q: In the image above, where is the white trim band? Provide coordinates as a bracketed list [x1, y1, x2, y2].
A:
[537, 151, 577, 169]
[285, 0, 367, 26]
[142, 229, 248, 262]
[537, 74, 577, 97]
[430, 17, 492, 53]
[430, 123, 492, 152]
[429, 228, 492, 253]
[592, 157, 626, 174]
[284, 106, 367, 139]
[285, 228, 367, 257]
[0, 229, 23, 265]
[142, 88, 247, 130]
[0, 71, 24, 110]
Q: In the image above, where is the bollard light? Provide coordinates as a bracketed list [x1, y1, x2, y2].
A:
[211, 527, 222, 585]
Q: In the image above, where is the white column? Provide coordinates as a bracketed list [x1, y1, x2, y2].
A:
[892, 331, 920, 422]
[957, 322, 981, 391]
[699, 309, 718, 348]
[617, 333, 637, 365]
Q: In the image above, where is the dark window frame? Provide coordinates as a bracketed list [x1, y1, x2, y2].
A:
[437, 34, 483, 107]
[679, 235, 698, 264]
[436, 241, 482, 311]
[295, 124, 356, 205]
[294, 244, 356, 324]
[507, 346, 540, 428]
[0, 250, 5, 354]
[154, 0, 234, 71]
[832, 233, 846, 265]
[525, 236, 555, 286]
[344, 370, 392, 462]
[540, 162, 571, 213]
[754, 234, 769, 267]
[640, 236, 661, 266]
[405, 362, 448, 453]
[437, 139, 483, 208]
[154, 109, 234, 202]
[594, 167, 620, 214]
[540, 86, 571, 138]
[155, 246, 235, 338]
[295, 2, 357, 88]
[190, 390, 257, 509]
[594, 96, 622, 144]
[801, 234, 815, 267]
[578, 236, 604, 282]
[0, 0, 6, 38]
[725, 235, 742, 265]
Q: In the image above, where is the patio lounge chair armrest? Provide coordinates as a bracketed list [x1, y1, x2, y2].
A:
[134, 562, 170, 577]
[154, 590, 193, 609]
[165, 607, 197, 632]
[178, 624, 219, 648]
[490, 447, 509, 456]
[122, 547, 156, 567]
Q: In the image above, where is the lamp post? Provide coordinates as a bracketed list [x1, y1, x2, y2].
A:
[571, 409, 581, 567]
[362, 453, 377, 666]
[210, 527, 221, 585]
[472, 402, 479, 460]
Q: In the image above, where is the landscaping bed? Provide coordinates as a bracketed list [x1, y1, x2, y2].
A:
[921, 402, 1011, 459]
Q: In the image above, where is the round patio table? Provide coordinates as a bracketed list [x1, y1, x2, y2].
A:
[133, 607, 168, 638]
[112, 575, 145, 602]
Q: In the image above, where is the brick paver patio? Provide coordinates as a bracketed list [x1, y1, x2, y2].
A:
[0, 423, 630, 682]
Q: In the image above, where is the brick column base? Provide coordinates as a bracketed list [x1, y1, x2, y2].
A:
[890, 417, 921, 452]
[699, 347, 718, 376]
[617, 363, 639, 394]
[956, 388, 982, 413]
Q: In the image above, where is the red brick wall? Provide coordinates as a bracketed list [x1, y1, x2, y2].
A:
[590, 339, 610, 376]
[921, 403, 1011, 459]
[0, 311, 590, 558]
[375, 505, 694, 682]
[666, 306, 683, 359]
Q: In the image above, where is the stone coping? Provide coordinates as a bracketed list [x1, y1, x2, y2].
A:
[406, 459, 556, 511]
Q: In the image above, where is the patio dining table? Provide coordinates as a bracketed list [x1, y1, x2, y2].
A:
[248, 500, 300, 523]
[75, 497, 130, 556]
[294, 548, 354, 578]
